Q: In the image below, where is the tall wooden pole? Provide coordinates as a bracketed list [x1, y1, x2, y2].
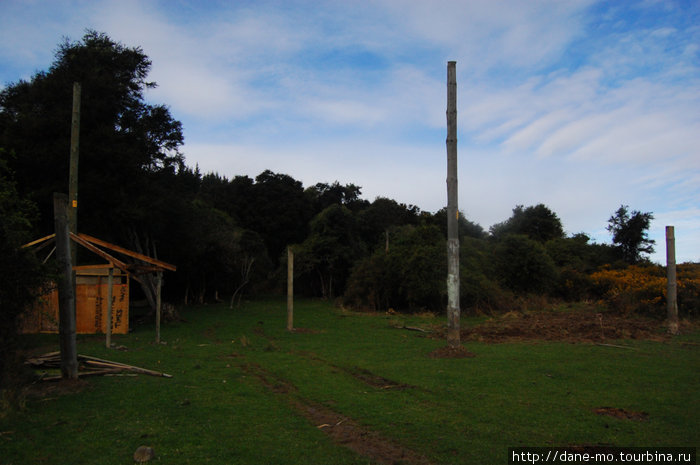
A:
[155, 271, 163, 344]
[446, 61, 460, 348]
[54, 193, 78, 379]
[106, 267, 113, 348]
[666, 226, 679, 335]
[68, 82, 81, 267]
[287, 247, 294, 331]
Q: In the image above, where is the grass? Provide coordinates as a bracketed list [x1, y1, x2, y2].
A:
[1, 298, 698, 464]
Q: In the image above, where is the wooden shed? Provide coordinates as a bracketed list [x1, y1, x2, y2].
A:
[20, 233, 175, 335]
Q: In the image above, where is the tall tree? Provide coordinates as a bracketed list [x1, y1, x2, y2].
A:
[0, 30, 184, 238]
[606, 205, 655, 264]
[0, 152, 47, 402]
[490, 204, 564, 243]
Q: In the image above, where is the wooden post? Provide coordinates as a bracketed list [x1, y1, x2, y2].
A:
[446, 61, 461, 348]
[287, 247, 294, 331]
[106, 267, 113, 348]
[666, 226, 679, 335]
[54, 193, 78, 379]
[68, 82, 81, 266]
[155, 271, 163, 343]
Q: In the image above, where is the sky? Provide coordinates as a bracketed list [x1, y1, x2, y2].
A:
[1, 0, 699, 264]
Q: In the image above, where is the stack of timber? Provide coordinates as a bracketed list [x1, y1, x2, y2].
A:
[26, 352, 172, 380]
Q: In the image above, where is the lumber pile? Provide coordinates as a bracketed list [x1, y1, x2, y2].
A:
[26, 352, 172, 380]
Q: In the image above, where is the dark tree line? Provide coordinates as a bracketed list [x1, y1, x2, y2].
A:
[1, 31, 659, 319]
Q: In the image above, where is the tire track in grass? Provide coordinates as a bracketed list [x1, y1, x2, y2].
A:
[240, 361, 435, 465]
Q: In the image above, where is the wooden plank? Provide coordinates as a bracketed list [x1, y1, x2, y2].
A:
[22, 234, 56, 248]
[69, 233, 130, 272]
[77, 233, 176, 271]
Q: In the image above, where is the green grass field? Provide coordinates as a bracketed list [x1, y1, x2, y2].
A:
[2, 299, 698, 464]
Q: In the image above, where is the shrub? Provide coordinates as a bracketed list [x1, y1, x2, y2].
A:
[494, 234, 558, 294]
[589, 263, 700, 317]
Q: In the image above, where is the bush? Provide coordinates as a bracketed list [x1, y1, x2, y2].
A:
[589, 263, 700, 317]
[494, 234, 558, 294]
[344, 225, 445, 312]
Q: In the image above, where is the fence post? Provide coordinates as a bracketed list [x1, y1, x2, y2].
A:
[666, 226, 679, 335]
[54, 193, 78, 379]
[287, 247, 294, 331]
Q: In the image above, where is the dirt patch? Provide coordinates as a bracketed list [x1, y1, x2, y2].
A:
[294, 400, 434, 465]
[293, 351, 416, 390]
[241, 362, 297, 394]
[594, 407, 649, 421]
[345, 367, 414, 390]
[428, 346, 476, 359]
[452, 307, 674, 343]
[242, 362, 434, 465]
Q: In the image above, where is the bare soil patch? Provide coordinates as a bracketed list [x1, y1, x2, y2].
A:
[241, 362, 434, 465]
[455, 307, 675, 343]
[594, 407, 649, 421]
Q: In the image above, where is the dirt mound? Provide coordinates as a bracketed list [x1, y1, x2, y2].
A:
[458, 307, 674, 343]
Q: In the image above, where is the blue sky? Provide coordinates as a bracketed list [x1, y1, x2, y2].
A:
[1, 0, 699, 263]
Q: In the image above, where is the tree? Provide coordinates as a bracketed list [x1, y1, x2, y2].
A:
[295, 204, 364, 298]
[429, 208, 485, 239]
[245, 170, 313, 262]
[358, 197, 420, 251]
[0, 152, 47, 407]
[344, 224, 446, 312]
[306, 181, 366, 213]
[494, 234, 558, 294]
[490, 204, 564, 243]
[606, 205, 655, 264]
[0, 30, 184, 237]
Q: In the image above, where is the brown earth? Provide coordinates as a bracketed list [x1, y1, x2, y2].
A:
[446, 307, 683, 344]
[241, 361, 435, 465]
[594, 407, 649, 421]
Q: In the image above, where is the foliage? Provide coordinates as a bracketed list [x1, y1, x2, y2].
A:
[494, 234, 558, 294]
[606, 205, 655, 264]
[0, 153, 48, 411]
[2, 31, 685, 318]
[459, 237, 513, 313]
[428, 207, 486, 239]
[490, 204, 564, 243]
[590, 263, 700, 317]
[344, 225, 446, 312]
[0, 30, 184, 236]
[294, 204, 365, 298]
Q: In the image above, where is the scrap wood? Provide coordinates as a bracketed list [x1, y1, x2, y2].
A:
[26, 352, 172, 379]
[595, 343, 638, 350]
[403, 325, 430, 333]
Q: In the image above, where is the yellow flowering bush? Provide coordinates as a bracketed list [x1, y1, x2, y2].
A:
[590, 263, 700, 316]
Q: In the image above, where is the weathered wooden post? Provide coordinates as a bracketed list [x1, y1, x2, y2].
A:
[446, 61, 461, 348]
[106, 267, 113, 348]
[54, 193, 78, 379]
[68, 82, 81, 266]
[666, 226, 679, 335]
[155, 271, 163, 343]
[287, 247, 294, 331]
